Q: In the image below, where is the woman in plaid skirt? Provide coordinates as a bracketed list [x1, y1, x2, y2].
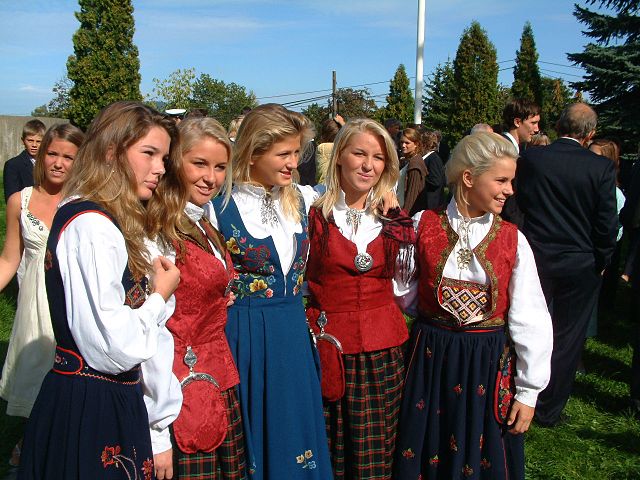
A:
[305, 118, 415, 479]
[393, 133, 553, 479]
[144, 117, 249, 479]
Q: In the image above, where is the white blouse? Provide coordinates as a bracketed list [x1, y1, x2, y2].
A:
[398, 199, 553, 408]
[207, 184, 319, 275]
[55, 209, 178, 452]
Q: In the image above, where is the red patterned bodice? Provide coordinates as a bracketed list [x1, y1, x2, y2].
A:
[306, 208, 408, 353]
[168, 234, 239, 391]
[415, 209, 518, 328]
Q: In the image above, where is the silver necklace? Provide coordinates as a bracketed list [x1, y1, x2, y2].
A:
[260, 191, 278, 226]
[345, 208, 363, 232]
[456, 217, 473, 270]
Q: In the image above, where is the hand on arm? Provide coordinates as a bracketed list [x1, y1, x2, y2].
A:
[151, 256, 180, 301]
[507, 400, 535, 434]
[153, 448, 173, 479]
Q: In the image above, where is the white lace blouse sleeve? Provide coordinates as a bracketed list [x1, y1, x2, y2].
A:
[57, 212, 168, 374]
[393, 210, 423, 316]
[141, 239, 182, 454]
[507, 230, 554, 407]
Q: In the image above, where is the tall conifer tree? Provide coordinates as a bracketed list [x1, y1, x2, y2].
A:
[422, 60, 455, 137]
[380, 64, 414, 126]
[67, 0, 142, 129]
[450, 22, 501, 143]
[512, 22, 543, 108]
[568, 0, 639, 149]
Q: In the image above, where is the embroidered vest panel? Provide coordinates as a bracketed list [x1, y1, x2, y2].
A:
[306, 209, 408, 353]
[416, 209, 517, 327]
[212, 196, 309, 300]
[169, 236, 239, 391]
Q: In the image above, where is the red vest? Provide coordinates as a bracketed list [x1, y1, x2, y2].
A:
[168, 236, 239, 391]
[306, 208, 408, 353]
[416, 209, 518, 327]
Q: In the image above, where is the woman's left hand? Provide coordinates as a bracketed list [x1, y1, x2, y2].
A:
[377, 190, 399, 216]
[226, 292, 237, 307]
[507, 400, 535, 434]
[153, 447, 173, 479]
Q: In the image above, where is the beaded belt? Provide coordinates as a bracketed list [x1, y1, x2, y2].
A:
[53, 346, 141, 385]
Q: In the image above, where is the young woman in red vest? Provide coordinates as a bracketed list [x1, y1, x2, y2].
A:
[393, 132, 553, 480]
[305, 118, 415, 479]
[144, 117, 249, 479]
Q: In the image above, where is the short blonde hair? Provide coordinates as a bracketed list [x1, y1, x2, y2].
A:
[315, 118, 399, 220]
[224, 104, 314, 222]
[446, 132, 517, 207]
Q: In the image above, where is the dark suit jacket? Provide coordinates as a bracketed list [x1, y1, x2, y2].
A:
[517, 137, 618, 277]
[423, 151, 446, 210]
[621, 159, 640, 230]
[3, 149, 34, 202]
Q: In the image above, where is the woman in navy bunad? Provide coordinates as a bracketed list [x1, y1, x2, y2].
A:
[18, 101, 182, 480]
[144, 117, 249, 480]
[305, 118, 414, 479]
[209, 104, 333, 480]
[393, 132, 553, 480]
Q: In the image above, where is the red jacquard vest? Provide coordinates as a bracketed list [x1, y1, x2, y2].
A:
[306, 209, 408, 353]
[416, 209, 518, 326]
[168, 237, 239, 391]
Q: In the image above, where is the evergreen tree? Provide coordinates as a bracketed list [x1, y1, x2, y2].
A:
[422, 60, 455, 137]
[380, 64, 414, 125]
[191, 74, 257, 128]
[568, 0, 639, 150]
[511, 22, 543, 109]
[67, 0, 142, 129]
[540, 77, 573, 139]
[450, 22, 501, 144]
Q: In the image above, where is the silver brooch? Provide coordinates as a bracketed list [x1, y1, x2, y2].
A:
[345, 208, 363, 232]
[354, 252, 374, 272]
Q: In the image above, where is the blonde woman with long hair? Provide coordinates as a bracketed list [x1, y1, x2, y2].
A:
[209, 104, 333, 479]
[19, 101, 182, 480]
[394, 132, 552, 480]
[306, 118, 415, 478]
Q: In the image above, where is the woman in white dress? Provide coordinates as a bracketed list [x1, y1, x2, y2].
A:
[0, 123, 84, 466]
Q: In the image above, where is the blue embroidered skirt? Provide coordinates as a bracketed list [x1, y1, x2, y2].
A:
[226, 295, 333, 480]
[18, 369, 154, 480]
[394, 320, 524, 480]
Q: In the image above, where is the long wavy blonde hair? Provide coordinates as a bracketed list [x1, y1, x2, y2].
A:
[63, 101, 185, 280]
[314, 118, 400, 220]
[223, 103, 314, 222]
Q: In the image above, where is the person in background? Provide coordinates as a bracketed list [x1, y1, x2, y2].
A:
[18, 101, 181, 480]
[394, 132, 552, 480]
[4, 120, 46, 203]
[421, 131, 446, 210]
[0, 124, 84, 471]
[315, 116, 344, 185]
[400, 127, 428, 215]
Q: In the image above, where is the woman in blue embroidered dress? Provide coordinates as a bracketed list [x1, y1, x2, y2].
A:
[18, 101, 182, 480]
[209, 104, 333, 479]
[393, 132, 553, 480]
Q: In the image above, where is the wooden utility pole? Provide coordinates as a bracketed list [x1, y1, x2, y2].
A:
[414, 0, 425, 125]
[332, 70, 337, 117]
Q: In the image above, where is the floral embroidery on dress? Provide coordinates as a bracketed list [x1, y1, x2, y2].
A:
[494, 343, 516, 424]
[402, 448, 416, 459]
[453, 384, 462, 395]
[100, 445, 150, 479]
[290, 236, 309, 296]
[462, 464, 474, 477]
[296, 449, 316, 469]
[44, 249, 53, 271]
[477, 384, 486, 396]
[425, 347, 432, 358]
[124, 281, 147, 309]
[428, 454, 439, 466]
[479, 433, 484, 450]
[415, 399, 425, 410]
[480, 458, 491, 469]
[449, 435, 458, 452]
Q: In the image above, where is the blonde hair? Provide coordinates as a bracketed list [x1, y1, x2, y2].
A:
[446, 132, 517, 208]
[34, 123, 85, 186]
[227, 115, 244, 140]
[315, 118, 399, 220]
[224, 103, 314, 222]
[63, 101, 184, 279]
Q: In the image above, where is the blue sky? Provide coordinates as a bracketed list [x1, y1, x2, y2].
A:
[0, 0, 597, 116]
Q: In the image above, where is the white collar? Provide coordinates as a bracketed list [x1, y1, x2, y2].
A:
[503, 132, 520, 153]
[447, 198, 492, 226]
[236, 183, 282, 199]
[184, 202, 204, 222]
[560, 136, 582, 145]
[334, 189, 372, 213]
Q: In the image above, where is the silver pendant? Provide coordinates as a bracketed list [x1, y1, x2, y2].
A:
[180, 346, 219, 388]
[354, 252, 373, 272]
[345, 208, 363, 232]
[456, 247, 473, 270]
[315, 311, 343, 352]
[260, 193, 278, 226]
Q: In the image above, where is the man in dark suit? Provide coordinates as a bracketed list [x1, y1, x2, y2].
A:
[3, 119, 46, 202]
[517, 103, 618, 426]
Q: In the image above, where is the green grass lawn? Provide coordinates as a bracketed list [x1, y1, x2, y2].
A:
[0, 179, 638, 478]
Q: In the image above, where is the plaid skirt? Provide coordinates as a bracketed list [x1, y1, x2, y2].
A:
[323, 346, 404, 480]
[176, 386, 248, 480]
